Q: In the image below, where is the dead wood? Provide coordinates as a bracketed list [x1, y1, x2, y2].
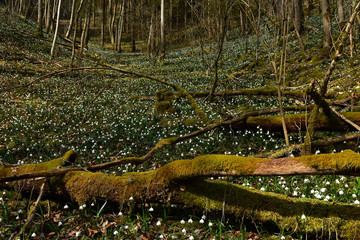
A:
[3, 150, 360, 237]
[233, 111, 360, 132]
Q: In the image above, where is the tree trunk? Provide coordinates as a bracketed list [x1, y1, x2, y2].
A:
[3, 150, 360, 238]
[65, 0, 76, 39]
[292, 0, 304, 34]
[116, 0, 125, 53]
[70, 0, 85, 68]
[321, 0, 332, 53]
[108, 0, 114, 45]
[101, 0, 106, 50]
[130, 0, 136, 52]
[80, 0, 92, 55]
[147, 3, 155, 57]
[160, 0, 165, 58]
[50, 0, 62, 60]
[36, 0, 43, 36]
[337, 0, 344, 25]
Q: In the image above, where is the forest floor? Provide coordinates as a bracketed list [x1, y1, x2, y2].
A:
[1, 7, 360, 239]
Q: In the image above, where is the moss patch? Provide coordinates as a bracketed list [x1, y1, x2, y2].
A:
[181, 179, 360, 239]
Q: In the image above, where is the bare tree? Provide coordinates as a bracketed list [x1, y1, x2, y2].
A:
[321, 0, 332, 54]
[160, 0, 165, 58]
[101, 0, 106, 50]
[65, 0, 76, 39]
[36, 0, 43, 36]
[50, 0, 62, 60]
[116, 0, 126, 52]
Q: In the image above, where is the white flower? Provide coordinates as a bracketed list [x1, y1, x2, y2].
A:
[156, 220, 161, 226]
[293, 191, 298, 196]
[0, 218, 2, 223]
[18, 209, 23, 214]
[260, 187, 265, 191]
[355, 200, 360, 204]
[16, 216, 19, 220]
[182, 228, 186, 234]
[31, 233, 36, 238]
[149, 207, 154, 212]
[118, 211, 123, 216]
[281, 236, 285, 240]
[91, 203, 95, 207]
[201, 215, 206, 219]
[188, 218, 193, 223]
[159, 235, 164, 239]
[64, 204, 69, 209]
[339, 190, 344, 195]
[301, 214, 306, 220]
[199, 219, 204, 224]
[113, 230, 119, 235]
[58, 221, 62, 226]
[129, 196, 134, 201]
[301, 194, 306, 198]
[75, 231, 81, 237]
[79, 205, 84, 210]
[320, 188, 326, 193]
[180, 219, 185, 224]
[125, 225, 129, 229]
[208, 222, 213, 227]
[189, 236, 194, 240]
[353, 194, 357, 198]
[315, 150, 320, 155]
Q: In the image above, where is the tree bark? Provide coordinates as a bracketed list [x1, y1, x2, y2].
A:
[130, 0, 136, 52]
[337, 0, 344, 25]
[321, 0, 332, 53]
[50, 0, 62, 60]
[65, 0, 76, 39]
[292, 0, 304, 34]
[101, 0, 106, 50]
[79, 0, 92, 55]
[160, 0, 165, 58]
[36, 0, 43, 36]
[116, 0, 125, 53]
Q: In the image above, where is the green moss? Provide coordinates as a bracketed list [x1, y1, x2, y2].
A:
[180, 179, 360, 238]
[63, 170, 160, 204]
[154, 155, 267, 184]
[0, 150, 77, 179]
[154, 89, 174, 115]
[297, 149, 360, 171]
[183, 118, 201, 126]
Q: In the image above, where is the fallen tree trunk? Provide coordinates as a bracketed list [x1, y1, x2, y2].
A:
[3, 150, 360, 237]
[191, 87, 305, 99]
[234, 111, 360, 132]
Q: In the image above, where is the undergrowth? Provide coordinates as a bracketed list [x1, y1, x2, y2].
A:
[1, 6, 360, 239]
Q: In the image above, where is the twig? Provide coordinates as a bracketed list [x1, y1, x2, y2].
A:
[330, 107, 360, 131]
[16, 179, 47, 238]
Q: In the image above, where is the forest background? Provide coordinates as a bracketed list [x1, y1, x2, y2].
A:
[2, 0, 360, 239]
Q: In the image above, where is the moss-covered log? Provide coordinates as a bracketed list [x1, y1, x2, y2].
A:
[191, 87, 305, 99]
[234, 111, 360, 132]
[4, 150, 360, 237]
